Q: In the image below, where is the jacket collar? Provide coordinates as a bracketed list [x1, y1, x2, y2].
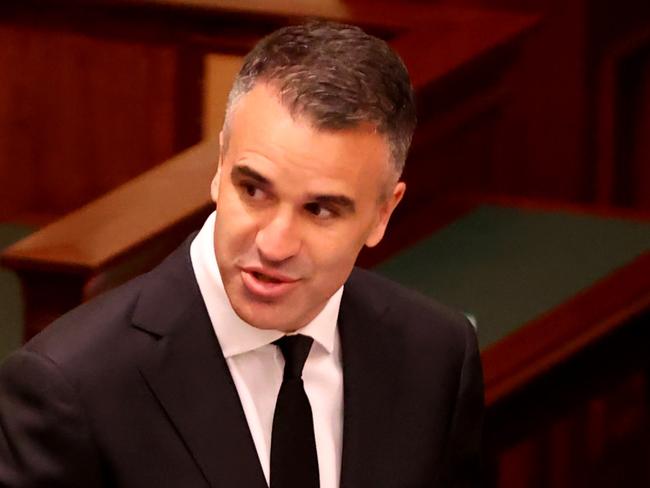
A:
[132, 235, 268, 488]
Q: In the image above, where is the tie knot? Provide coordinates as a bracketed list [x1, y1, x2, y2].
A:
[274, 334, 314, 379]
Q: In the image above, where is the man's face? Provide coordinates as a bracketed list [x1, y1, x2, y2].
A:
[212, 83, 405, 331]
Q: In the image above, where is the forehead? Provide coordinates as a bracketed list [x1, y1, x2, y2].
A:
[224, 83, 392, 193]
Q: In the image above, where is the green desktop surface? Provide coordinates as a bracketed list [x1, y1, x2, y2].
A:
[0, 224, 34, 360]
[375, 205, 650, 350]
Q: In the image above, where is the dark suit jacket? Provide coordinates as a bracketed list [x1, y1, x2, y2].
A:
[0, 235, 483, 487]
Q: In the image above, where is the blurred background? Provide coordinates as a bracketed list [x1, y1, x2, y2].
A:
[0, 0, 649, 486]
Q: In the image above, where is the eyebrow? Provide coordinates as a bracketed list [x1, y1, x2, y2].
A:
[308, 194, 356, 214]
[232, 163, 356, 213]
[231, 164, 271, 187]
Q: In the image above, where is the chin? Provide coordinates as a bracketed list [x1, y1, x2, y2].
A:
[231, 300, 299, 332]
[225, 277, 327, 331]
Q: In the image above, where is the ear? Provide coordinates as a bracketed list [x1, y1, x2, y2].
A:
[210, 131, 225, 203]
[365, 181, 406, 248]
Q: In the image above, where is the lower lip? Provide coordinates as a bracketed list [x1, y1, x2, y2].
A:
[240, 270, 299, 299]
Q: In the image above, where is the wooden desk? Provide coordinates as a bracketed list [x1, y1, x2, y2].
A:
[374, 197, 650, 487]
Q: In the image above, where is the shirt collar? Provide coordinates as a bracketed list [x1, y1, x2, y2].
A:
[190, 211, 342, 358]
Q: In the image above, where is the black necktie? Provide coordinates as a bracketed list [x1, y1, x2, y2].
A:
[270, 334, 319, 488]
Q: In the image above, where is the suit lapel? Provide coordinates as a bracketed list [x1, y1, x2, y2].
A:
[133, 238, 267, 488]
[338, 269, 402, 488]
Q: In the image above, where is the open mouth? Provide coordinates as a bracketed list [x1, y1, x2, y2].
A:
[252, 271, 283, 283]
[241, 268, 299, 299]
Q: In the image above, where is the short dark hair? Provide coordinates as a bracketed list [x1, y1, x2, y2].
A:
[224, 21, 416, 176]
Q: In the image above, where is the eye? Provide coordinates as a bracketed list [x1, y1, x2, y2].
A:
[240, 183, 266, 201]
[304, 202, 337, 219]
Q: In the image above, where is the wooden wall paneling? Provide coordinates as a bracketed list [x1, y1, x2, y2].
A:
[613, 47, 642, 208]
[494, 438, 543, 488]
[438, 0, 592, 202]
[174, 43, 206, 151]
[581, 366, 650, 486]
[438, 0, 650, 208]
[593, 27, 650, 209]
[0, 26, 37, 221]
[0, 2, 217, 222]
[621, 44, 650, 209]
[485, 305, 650, 488]
[594, 50, 617, 205]
[524, 0, 650, 207]
[631, 50, 650, 208]
[546, 413, 582, 488]
[0, 21, 184, 219]
[500, 0, 590, 201]
[202, 53, 244, 139]
[407, 105, 501, 205]
[395, 26, 525, 215]
[584, 395, 607, 467]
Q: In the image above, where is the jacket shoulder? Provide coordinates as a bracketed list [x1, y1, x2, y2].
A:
[346, 267, 475, 352]
[21, 235, 197, 369]
[22, 273, 148, 368]
[348, 267, 469, 325]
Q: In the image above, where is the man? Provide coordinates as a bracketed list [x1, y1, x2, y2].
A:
[0, 21, 483, 487]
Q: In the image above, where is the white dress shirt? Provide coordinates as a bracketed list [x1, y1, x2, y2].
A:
[190, 212, 343, 488]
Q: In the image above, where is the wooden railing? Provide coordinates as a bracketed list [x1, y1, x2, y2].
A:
[1, 139, 219, 337]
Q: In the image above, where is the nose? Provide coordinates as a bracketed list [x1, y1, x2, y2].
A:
[255, 208, 301, 263]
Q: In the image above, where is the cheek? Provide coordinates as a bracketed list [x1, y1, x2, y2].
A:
[309, 230, 365, 273]
[215, 194, 257, 254]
